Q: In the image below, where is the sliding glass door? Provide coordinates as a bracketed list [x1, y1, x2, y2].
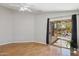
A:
[46, 14, 78, 56]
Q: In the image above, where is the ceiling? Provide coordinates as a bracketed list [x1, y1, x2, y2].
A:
[0, 3, 79, 13]
[29, 3, 79, 11]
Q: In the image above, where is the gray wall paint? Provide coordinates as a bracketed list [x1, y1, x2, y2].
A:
[13, 12, 35, 42]
[0, 7, 13, 44]
[0, 7, 35, 44]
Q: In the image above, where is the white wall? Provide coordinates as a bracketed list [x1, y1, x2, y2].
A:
[0, 7, 13, 44]
[0, 7, 35, 44]
[13, 12, 35, 42]
[35, 10, 79, 44]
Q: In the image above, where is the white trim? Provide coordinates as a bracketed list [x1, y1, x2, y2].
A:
[0, 41, 46, 45]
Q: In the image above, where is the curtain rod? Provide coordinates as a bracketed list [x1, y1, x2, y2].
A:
[49, 14, 79, 19]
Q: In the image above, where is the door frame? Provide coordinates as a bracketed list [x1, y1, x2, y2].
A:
[46, 15, 78, 49]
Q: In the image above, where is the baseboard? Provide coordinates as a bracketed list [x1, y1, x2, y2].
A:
[0, 41, 46, 45]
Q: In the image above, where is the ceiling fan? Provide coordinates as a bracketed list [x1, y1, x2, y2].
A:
[0, 3, 43, 13]
[19, 3, 32, 12]
[0, 3, 33, 12]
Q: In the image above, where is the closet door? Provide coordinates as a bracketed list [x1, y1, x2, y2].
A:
[71, 14, 77, 49]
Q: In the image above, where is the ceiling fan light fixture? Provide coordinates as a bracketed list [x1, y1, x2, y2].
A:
[19, 7, 32, 12]
[19, 7, 25, 11]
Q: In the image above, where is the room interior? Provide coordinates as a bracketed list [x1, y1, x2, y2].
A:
[0, 3, 79, 56]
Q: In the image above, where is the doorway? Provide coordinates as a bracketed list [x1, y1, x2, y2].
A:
[46, 14, 77, 56]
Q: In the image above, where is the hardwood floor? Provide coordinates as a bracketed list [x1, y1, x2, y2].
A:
[0, 42, 71, 56]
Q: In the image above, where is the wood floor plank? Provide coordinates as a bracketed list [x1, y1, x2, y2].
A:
[0, 42, 71, 56]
